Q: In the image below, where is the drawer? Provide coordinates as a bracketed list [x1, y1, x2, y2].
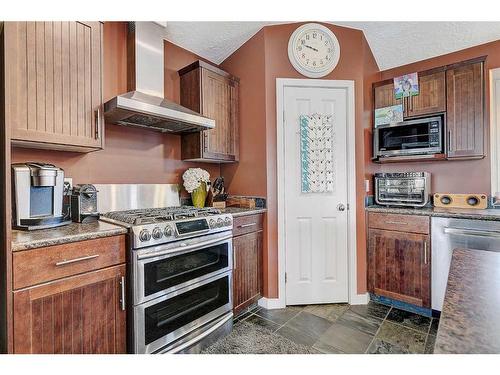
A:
[368, 212, 429, 234]
[13, 235, 126, 289]
[233, 214, 264, 237]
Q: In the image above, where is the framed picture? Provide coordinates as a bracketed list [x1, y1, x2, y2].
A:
[374, 104, 404, 127]
[394, 72, 419, 99]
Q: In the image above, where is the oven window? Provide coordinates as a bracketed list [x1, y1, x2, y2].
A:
[144, 275, 230, 346]
[144, 242, 229, 297]
[378, 122, 438, 151]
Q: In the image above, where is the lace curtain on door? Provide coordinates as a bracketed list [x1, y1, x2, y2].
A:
[299, 114, 335, 193]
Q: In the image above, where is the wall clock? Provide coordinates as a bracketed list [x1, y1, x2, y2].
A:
[287, 23, 341, 78]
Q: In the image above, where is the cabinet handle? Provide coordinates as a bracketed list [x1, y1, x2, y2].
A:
[203, 132, 209, 151]
[385, 221, 408, 225]
[233, 246, 237, 270]
[424, 241, 428, 265]
[238, 223, 257, 229]
[119, 276, 126, 311]
[95, 107, 101, 140]
[447, 130, 451, 152]
[55, 254, 99, 266]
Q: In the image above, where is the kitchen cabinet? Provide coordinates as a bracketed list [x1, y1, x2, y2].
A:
[179, 60, 239, 162]
[373, 70, 445, 119]
[367, 212, 431, 308]
[232, 214, 263, 315]
[405, 70, 446, 118]
[12, 235, 126, 354]
[446, 61, 485, 159]
[4, 21, 104, 152]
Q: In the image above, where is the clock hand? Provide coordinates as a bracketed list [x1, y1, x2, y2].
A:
[304, 44, 318, 52]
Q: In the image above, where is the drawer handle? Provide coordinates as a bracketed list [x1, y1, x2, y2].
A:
[55, 254, 99, 266]
[238, 223, 257, 228]
[385, 221, 408, 225]
[424, 241, 428, 265]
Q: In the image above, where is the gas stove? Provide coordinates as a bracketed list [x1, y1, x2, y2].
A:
[100, 206, 233, 249]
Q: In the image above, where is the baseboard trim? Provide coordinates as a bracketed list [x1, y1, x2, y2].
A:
[258, 297, 286, 310]
[349, 292, 369, 305]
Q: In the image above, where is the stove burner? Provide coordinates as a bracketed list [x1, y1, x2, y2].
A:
[101, 206, 221, 225]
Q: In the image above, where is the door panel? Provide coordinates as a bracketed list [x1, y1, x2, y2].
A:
[446, 62, 484, 159]
[8, 21, 103, 150]
[406, 71, 446, 118]
[368, 229, 430, 307]
[233, 231, 263, 314]
[284, 85, 349, 305]
[13, 265, 126, 354]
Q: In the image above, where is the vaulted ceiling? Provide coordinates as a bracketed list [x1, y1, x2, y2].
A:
[165, 22, 500, 71]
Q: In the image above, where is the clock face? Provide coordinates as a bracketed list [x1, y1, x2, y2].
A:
[288, 23, 341, 78]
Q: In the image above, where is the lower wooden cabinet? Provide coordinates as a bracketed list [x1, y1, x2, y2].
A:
[232, 225, 263, 315]
[367, 213, 431, 308]
[13, 264, 126, 354]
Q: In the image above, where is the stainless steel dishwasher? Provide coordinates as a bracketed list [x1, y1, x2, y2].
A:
[431, 217, 500, 311]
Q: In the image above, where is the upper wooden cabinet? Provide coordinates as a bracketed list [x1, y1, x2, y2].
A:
[4, 21, 104, 152]
[374, 70, 445, 119]
[405, 70, 446, 118]
[179, 61, 239, 162]
[446, 61, 485, 159]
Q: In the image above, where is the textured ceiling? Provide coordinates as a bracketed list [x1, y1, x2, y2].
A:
[165, 22, 500, 70]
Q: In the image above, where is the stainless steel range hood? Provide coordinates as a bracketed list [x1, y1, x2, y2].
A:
[104, 22, 215, 133]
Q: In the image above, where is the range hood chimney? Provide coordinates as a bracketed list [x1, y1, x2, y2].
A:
[104, 22, 215, 133]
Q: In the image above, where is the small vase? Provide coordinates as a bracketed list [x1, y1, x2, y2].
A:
[191, 182, 207, 208]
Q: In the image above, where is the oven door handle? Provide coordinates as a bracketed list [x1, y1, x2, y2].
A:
[137, 233, 233, 260]
[443, 227, 500, 238]
[164, 312, 233, 354]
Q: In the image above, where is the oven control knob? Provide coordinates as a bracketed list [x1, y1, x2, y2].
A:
[152, 227, 163, 240]
[209, 219, 216, 228]
[217, 218, 224, 228]
[164, 225, 173, 237]
[139, 229, 151, 242]
[224, 217, 232, 227]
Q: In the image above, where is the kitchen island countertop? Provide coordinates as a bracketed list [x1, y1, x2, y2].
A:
[12, 221, 128, 251]
[434, 248, 500, 354]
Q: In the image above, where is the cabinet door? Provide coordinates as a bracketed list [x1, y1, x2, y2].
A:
[13, 265, 126, 354]
[6, 21, 103, 152]
[367, 229, 430, 308]
[201, 68, 239, 161]
[374, 82, 402, 109]
[233, 231, 263, 314]
[446, 62, 484, 159]
[406, 70, 446, 118]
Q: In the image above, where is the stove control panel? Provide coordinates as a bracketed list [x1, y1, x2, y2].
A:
[133, 214, 233, 248]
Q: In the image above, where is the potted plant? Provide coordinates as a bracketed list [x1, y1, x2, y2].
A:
[182, 168, 210, 208]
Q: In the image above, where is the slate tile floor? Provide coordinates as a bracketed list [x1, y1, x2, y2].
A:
[233, 302, 439, 354]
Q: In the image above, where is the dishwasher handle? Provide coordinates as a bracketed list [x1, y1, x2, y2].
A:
[443, 227, 500, 238]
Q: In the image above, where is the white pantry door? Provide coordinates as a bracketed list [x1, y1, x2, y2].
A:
[283, 85, 349, 305]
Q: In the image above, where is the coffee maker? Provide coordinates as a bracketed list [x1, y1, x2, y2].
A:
[12, 162, 71, 230]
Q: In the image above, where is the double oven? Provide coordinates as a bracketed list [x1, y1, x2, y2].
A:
[132, 231, 233, 353]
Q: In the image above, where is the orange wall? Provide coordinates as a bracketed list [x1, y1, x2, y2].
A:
[221, 23, 380, 298]
[11, 22, 220, 187]
[373, 40, 500, 194]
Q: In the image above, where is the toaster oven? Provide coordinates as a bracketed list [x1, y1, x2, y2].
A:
[374, 172, 431, 208]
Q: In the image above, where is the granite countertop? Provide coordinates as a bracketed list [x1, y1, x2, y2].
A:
[12, 221, 128, 251]
[366, 205, 500, 221]
[434, 248, 500, 354]
[220, 207, 267, 217]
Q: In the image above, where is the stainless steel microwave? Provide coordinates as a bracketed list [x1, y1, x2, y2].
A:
[373, 116, 443, 159]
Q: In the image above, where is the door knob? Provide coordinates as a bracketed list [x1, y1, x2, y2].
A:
[337, 203, 346, 211]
